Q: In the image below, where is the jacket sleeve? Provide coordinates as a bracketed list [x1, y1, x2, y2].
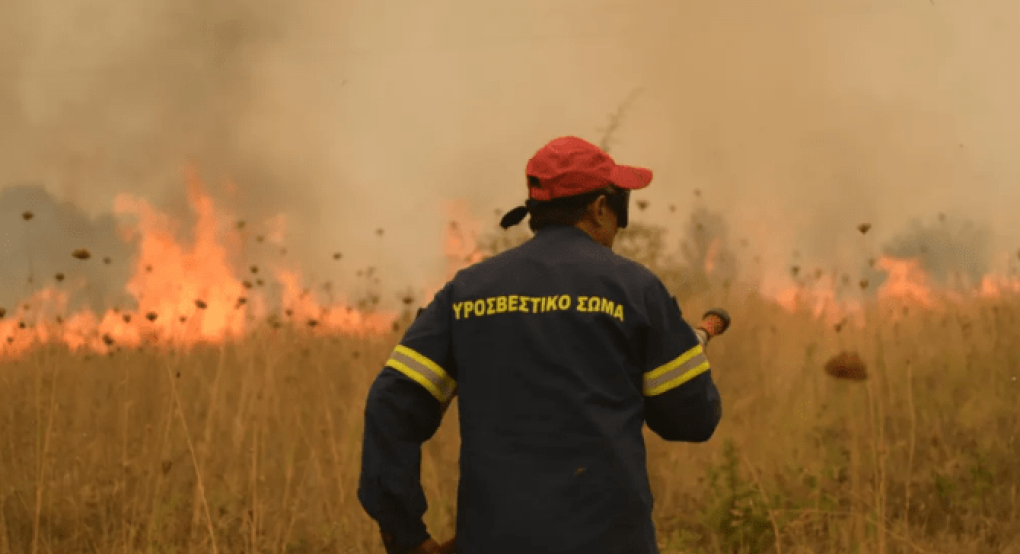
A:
[640, 279, 722, 443]
[358, 282, 458, 550]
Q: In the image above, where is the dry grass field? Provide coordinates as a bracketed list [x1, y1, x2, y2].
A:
[1, 221, 1019, 554]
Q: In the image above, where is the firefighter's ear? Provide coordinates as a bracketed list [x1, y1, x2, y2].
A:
[593, 195, 614, 226]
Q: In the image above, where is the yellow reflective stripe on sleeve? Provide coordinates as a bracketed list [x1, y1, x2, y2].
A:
[644, 344, 710, 396]
[387, 345, 457, 404]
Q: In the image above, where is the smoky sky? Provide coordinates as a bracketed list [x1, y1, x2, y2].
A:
[0, 184, 134, 312]
[2, 0, 1019, 308]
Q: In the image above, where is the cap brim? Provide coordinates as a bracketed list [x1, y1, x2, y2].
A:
[610, 165, 653, 190]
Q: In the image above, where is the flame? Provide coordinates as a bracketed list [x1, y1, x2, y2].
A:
[112, 170, 249, 345]
[763, 252, 1020, 327]
[770, 273, 865, 327]
[875, 256, 935, 307]
[0, 170, 397, 361]
[4, 176, 1019, 362]
[979, 275, 1020, 298]
[276, 269, 394, 335]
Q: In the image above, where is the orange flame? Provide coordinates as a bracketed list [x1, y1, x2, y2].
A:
[875, 256, 934, 307]
[979, 275, 1020, 298]
[765, 252, 1020, 327]
[5, 180, 1019, 361]
[771, 273, 865, 327]
[0, 171, 396, 361]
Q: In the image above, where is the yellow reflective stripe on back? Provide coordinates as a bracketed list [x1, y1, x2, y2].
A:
[644, 344, 710, 396]
[387, 345, 457, 404]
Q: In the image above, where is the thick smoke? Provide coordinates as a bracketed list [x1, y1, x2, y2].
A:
[0, 185, 133, 313]
[0, 0, 329, 283]
[2, 0, 1019, 308]
[880, 215, 994, 289]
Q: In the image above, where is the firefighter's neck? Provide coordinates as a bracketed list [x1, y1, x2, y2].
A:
[574, 197, 618, 249]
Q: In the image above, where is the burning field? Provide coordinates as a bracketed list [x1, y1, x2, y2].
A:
[0, 173, 1017, 554]
[3, 0, 1020, 552]
[0, 174, 401, 362]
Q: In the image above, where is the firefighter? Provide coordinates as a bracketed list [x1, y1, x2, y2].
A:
[358, 136, 724, 554]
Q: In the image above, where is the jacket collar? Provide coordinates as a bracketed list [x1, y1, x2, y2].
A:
[533, 225, 599, 244]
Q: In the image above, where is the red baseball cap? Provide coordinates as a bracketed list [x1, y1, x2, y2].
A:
[500, 136, 653, 228]
[525, 136, 653, 201]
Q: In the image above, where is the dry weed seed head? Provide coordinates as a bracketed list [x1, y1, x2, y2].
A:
[824, 351, 868, 381]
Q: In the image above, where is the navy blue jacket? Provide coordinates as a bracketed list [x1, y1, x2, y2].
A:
[358, 225, 722, 554]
